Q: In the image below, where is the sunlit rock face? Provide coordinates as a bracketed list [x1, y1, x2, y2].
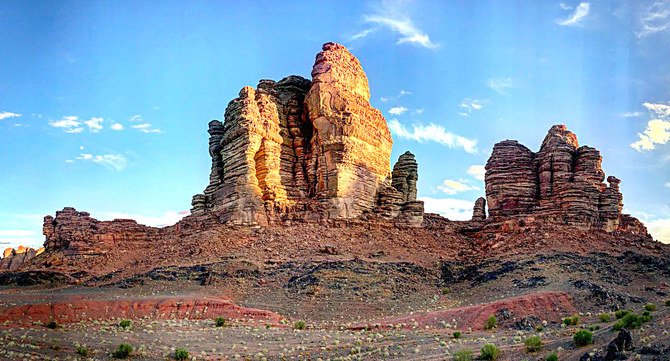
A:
[485, 125, 644, 233]
[0, 245, 43, 271]
[191, 42, 394, 224]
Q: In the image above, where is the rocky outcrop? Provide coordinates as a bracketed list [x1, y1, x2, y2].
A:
[485, 125, 645, 234]
[190, 42, 396, 225]
[43, 207, 161, 255]
[472, 197, 487, 222]
[0, 246, 43, 271]
[370, 152, 423, 226]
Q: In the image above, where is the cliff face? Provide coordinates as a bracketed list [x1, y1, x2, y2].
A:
[190, 42, 398, 225]
[485, 125, 646, 234]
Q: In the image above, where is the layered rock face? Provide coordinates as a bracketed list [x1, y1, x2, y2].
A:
[43, 207, 161, 255]
[471, 197, 487, 222]
[191, 42, 395, 225]
[372, 152, 424, 226]
[485, 125, 638, 232]
[0, 246, 43, 271]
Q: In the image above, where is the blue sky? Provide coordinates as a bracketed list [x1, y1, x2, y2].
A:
[1, 0, 669, 249]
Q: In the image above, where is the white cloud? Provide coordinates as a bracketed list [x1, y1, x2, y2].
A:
[110, 123, 124, 131]
[132, 123, 161, 133]
[350, 28, 375, 41]
[413, 108, 425, 115]
[420, 197, 474, 220]
[631, 101, 670, 152]
[621, 111, 643, 118]
[487, 78, 514, 95]
[437, 179, 480, 195]
[0, 230, 36, 237]
[467, 165, 486, 181]
[84, 117, 103, 132]
[665, 182, 670, 188]
[636, 1, 670, 38]
[557, 2, 590, 26]
[559, 2, 573, 10]
[399, 90, 412, 97]
[0, 111, 21, 120]
[129, 114, 144, 122]
[49, 116, 84, 133]
[647, 218, 670, 243]
[380, 97, 389, 103]
[388, 119, 477, 153]
[459, 98, 485, 116]
[76, 153, 127, 171]
[388, 106, 408, 115]
[360, 2, 438, 49]
[96, 210, 190, 228]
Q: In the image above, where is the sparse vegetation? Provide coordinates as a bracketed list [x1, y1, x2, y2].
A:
[45, 320, 59, 329]
[76, 345, 89, 356]
[174, 348, 189, 360]
[562, 314, 579, 326]
[665, 300, 670, 307]
[546, 352, 558, 361]
[112, 343, 133, 359]
[484, 315, 497, 330]
[453, 331, 462, 339]
[480, 343, 501, 360]
[294, 320, 306, 330]
[535, 324, 544, 332]
[215, 317, 227, 327]
[644, 303, 656, 312]
[613, 311, 652, 331]
[119, 319, 132, 328]
[598, 313, 611, 322]
[573, 330, 593, 347]
[524, 335, 542, 352]
[588, 325, 600, 331]
[615, 309, 630, 319]
[442, 287, 450, 294]
[454, 349, 473, 361]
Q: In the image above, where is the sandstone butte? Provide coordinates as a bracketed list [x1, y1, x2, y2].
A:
[1, 42, 653, 268]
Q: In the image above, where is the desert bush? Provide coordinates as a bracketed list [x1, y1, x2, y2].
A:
[562, 315, 579, 326]
[546, 352, 558, 361]
[598, 313, 611, 322]
[76, 345, 89, 356]
[453, 331, 462, 339]
[174, 348, 189, 360]
[589, 325, 600, 331]
[666, 300, 670, 307]
[453, 349, 473, 361]
[45, 320, 59, 329]
[118, 319, 132, 328]
[480, 343, 501, 360]
[215, 317, 227, 327]
[524, 335, 542, 352]
[615, 309, 630, 319]
[294, 320, 306, 330]
[644, 303, 656, 312]
[112, 343, 133, 359]
[573, 330, 593, 347]
[612, 311, 651, 331]
[484, 315, 497, 330]
[535, 324, 544, 332]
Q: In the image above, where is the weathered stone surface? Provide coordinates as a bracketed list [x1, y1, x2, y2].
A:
[484, 125, 646, 234]
[0, 246, 43, 271]
[43, 207, 161, 255]
[472, 197, 487, 222]
[368, 151, 423, 226]
[391, 151, 418, 203]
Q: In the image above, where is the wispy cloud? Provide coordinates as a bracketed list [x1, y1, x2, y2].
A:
[388, 119, 477, 153]
[355, 1, 438, 48]
[631, 101, 670, 152]
[487, 78, 514, 95]
[49, 116, 84, 133]
[459, 98, 485, 116]
[557, 2, 590, 26]
[84, 117, 103, 133]
[76, 153, 128, 171]
[437, 179, 479, 195]
[467, 164, 486, 181]
[636, 1, 670, 38]
[665, 182, 670, 188]
[559, 2, 573, 10]
[131, 123, 161, 133]
[129, 114, 144, 122]
[621, 111, 643, 118]
[110, 123, 124, 131]
[419, 196, 475, 221]
[0, 111, 21, 120]
[388, 106, 408, 115]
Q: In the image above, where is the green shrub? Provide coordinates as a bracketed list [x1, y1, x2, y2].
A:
[644, 303, 656, 312]
[573, 330, 593, 347]
[546, 352, 558, 361]
[524, 335, 542, 352]
[612, 311, 652, 331]
[598, 313, 611, 322]
[453, 331, 462, 339]
[453, 349, 473, 361]
[480, 343, 501, 360]
[294, 320, 306, 330]
[666, 300, 670, 307]
[112, 343, 133, 359]
[535, 325, 544, 332]
[118, 319, 132, 329]
[174, 348, 189, 360]
[442, 287, 450, 295]
[76, 345, 89, 356]
[484, 315, 497, 330]
[45, 320, 59, 329]
[562, 315, 579, 326]
[589, 325, 600, 331]
[615, 309, 630, 319]
[215, 317, 227, 327]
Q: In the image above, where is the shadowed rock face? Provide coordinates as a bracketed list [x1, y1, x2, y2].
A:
[485, 125, 646, 234]
[190, 42, 394, 225]
[0, 246, 43, 271]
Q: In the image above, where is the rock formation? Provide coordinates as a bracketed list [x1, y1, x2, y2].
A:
[485, 125, 644, 233]
[0, 246, 43, 271]
[371, 151, 424, 226]
[471, 197, 487, 222]
[190, 42, 397, 225]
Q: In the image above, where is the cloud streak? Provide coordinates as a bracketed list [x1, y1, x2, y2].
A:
[487, 78, 513, 95]
[437, 179, 479, 195]
[420, 197, 474, 220]
[355, 1, 438, 48]
[467, 165, 486, 181]
[388, 119, 477, 153]
[388, 106, 408, 115]
[636, 1, 670, 38]
[76, 153, 128, 171]
[0, 111, 21, 120]
[557, 2, 590, 26]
